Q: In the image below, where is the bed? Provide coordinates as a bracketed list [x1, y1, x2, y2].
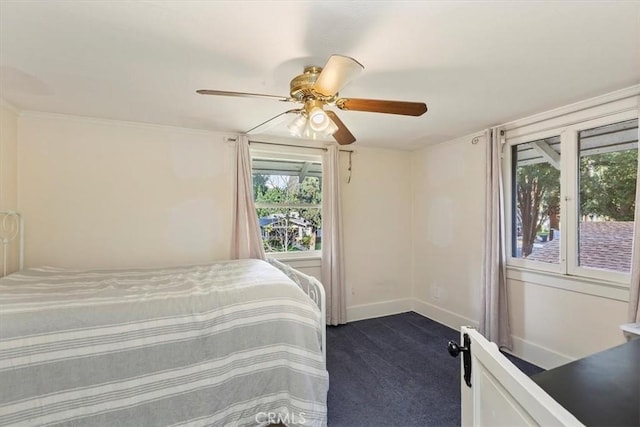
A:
[0, 213, 328, 426]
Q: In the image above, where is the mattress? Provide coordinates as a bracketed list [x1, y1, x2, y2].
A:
[0, 259, 328, 426]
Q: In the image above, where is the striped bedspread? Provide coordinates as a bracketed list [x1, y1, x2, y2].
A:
[0, 259, 328, 426]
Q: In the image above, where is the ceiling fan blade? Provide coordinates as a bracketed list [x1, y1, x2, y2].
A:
[246, 109, 302, 134]
[313, 55, 364, 97]
[326, 110, 356, 145]
[336, 98, 427, 116]
[196, 89, 290, 102]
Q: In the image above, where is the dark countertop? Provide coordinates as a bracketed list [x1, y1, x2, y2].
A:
[532, 339, 640, 427]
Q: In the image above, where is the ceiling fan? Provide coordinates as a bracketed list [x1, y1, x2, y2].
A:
[197, 55, 428, 145]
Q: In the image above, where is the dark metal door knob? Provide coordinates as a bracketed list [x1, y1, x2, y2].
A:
[447, 333, 472, 387]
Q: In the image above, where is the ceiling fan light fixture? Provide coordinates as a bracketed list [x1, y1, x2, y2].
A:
[308, 106, 330, 131]
[287, 114, 307, 137]
[300, 116, 337, 140]
[302, 120, 316, 139]
[322, 117, 339, 136]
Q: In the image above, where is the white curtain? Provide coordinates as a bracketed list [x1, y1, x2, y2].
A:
[231, 135, 266, 260]
[480, 128, 512, 349]
[322, 145, 347, 325]
[627, 134, 640, 331]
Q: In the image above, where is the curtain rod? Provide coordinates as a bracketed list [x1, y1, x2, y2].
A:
[225, 137, 353, 153]
[243, 138, 355, 184]
[250, 140, 354, 153]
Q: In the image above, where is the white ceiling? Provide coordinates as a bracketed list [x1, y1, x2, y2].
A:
[1, 1, 639, 150]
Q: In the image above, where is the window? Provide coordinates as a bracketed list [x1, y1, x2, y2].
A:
[577, 120, 638, 274]
[251, 153, 322, 255]
[511, 135, 562, 265]
[506, 112, 638, 285]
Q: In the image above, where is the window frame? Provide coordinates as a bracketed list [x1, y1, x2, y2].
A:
[505, 127, 566, 276]
[250, 145, 323, 260]
[503, 103, 638, 296]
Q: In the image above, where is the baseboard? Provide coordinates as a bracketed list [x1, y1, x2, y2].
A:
[506, 336, 575, 370]
[346, 298, 412, 322]
[347, 297, 577, 370]
[411, 298, 574, 369]
[411, 298, 479, 331]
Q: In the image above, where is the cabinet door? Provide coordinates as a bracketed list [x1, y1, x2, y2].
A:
[458, 327, 583, 427]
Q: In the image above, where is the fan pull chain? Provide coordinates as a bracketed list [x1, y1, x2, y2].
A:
[347, 151, 352, 184]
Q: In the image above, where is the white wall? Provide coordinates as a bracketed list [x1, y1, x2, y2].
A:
[341, 147, 413, 320]
[15, 113, 414, 319]
[411, 134, 485, 328]
[0, 101, 20, 274]
[411, 132, 628, 369]
[18, 113, 235, 268]
[0, 103, 19, 210]
[508, 279, 627, 366]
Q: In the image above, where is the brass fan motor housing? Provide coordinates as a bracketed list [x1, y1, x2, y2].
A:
[290, 66, 321, 100]
[289, 66, 336, 103]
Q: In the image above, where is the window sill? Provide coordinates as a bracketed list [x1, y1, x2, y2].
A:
[266, 251, 322, 263]
[506, 266, 630, 302]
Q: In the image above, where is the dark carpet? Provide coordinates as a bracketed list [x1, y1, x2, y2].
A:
[326, 312, 543, 427]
